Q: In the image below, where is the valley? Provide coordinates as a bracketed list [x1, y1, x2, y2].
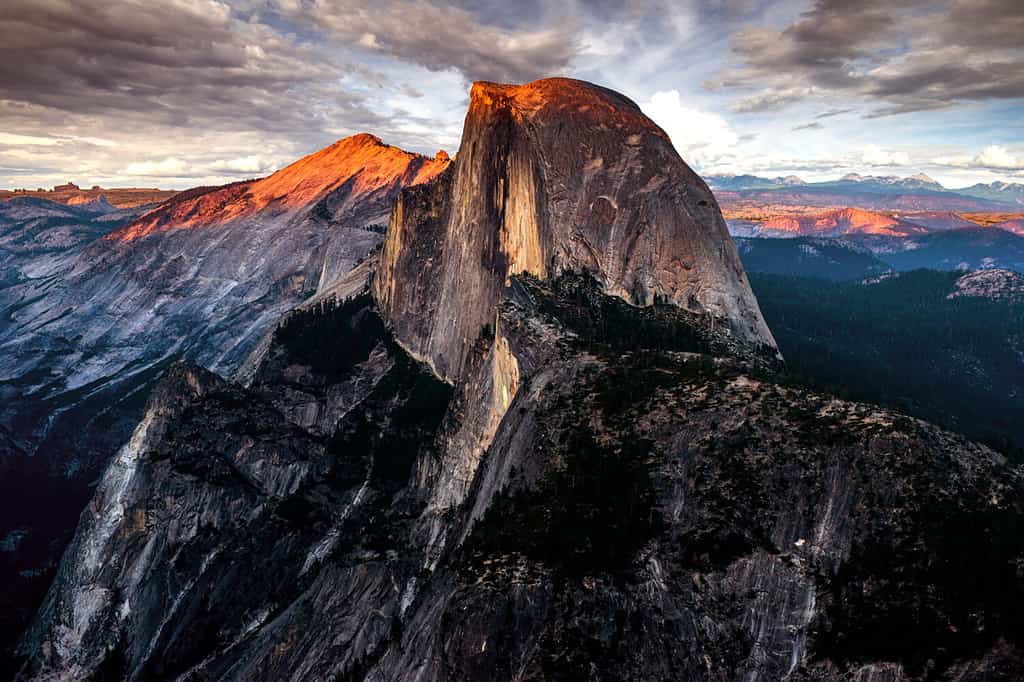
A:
[749, 270, 1024, 457]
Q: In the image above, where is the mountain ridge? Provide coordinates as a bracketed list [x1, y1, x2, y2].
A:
[0, 186, 178, 209]
[0, 133, 452, 665]
[110, 134, 449, 242]
[709, 173, 1023, 212]
[758, 206, 929, 238]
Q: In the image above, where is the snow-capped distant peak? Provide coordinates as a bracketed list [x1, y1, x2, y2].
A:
[838, 172, 942, 188]
[909, 173, 940, 186]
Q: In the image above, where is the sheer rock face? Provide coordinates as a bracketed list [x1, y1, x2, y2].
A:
[374, 78, 776, 383]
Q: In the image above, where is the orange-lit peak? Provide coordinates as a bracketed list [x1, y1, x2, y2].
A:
[66, 193, 109, 207]
[832, 207, 898, 228]
[244, 133, 423, 211]
[109, 134, 450, 243]
[468, 77, 667, 141]
[762, 207, 928, 237]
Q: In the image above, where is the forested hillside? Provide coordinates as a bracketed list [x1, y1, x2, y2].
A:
[751, 270, 1024, 457]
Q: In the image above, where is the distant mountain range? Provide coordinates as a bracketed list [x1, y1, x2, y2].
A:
[0, 184, 179, 209]
[737, 228, 1024, 280]
[755, 207, 929, 238]
[703, 173, 807, 190]
[821, 172, 945, 193]
[727, 198, 1024, 277]
[956, 181, 1024, 205]
[708, 172, 1024, 210]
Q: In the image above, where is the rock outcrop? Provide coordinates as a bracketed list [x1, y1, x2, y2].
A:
[15, 78, 1024, 681]
[64, 194, 115, 214]
[375, 78, 776, 382]
[948, 268, 1024, 301]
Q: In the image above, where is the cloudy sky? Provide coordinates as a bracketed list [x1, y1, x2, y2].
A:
[0, 0, 1022, 190]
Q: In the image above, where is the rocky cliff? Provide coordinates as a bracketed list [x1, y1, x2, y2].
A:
[18, 269, 1024, 681]
[374, 78, 776, 382]
[0, 135, 447, 669]
[15, 79, 1024, 681]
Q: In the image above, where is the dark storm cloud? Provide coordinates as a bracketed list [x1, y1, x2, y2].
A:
[276, 0, 761, 85]
[0, 0, 759, 141]
[0, 0, 387, 136]
[710, 0, 1024, 115]
[815, 108, 853, 119]
[279, 0, 581, 83]
[944, 0, 1024, 50]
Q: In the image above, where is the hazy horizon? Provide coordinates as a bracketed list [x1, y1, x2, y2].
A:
[1, 162, 1011, 194]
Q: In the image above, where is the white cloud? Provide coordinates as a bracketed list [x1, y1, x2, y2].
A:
[861, 145, 910, 166]
[578, 29, 624, 57]
[931, 145, 1024, 171]
[0, 132, 60, 146]
[122, 157, 190, 177]
[731, 87, 815, 113]
[640, 90, 739, 168]
[123, 154, 276, 180]
[67, 136, 120, 148]
[207, 155, 271, 174]
[975, 145, 1020, 169]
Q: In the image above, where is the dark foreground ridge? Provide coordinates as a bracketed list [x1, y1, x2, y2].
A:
[17, 270, 1024, 680]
